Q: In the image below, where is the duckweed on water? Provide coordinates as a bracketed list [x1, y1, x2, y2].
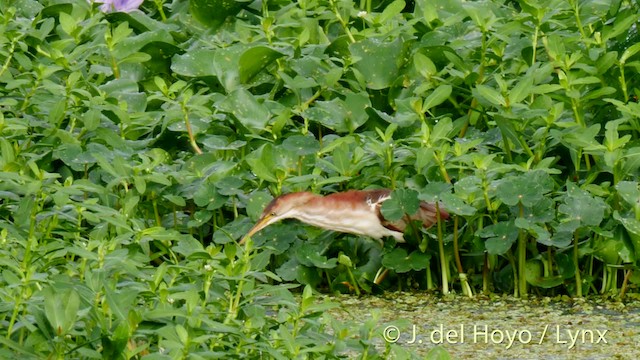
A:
[323, 293, 640, 359]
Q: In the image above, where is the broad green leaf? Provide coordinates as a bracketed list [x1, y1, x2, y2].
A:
[381, 189, 420, 222]
[296, 246, 338, 269]
[190, 0, 244, 27]
[172, 49, 218, 77]
[593, 237, 622, 264]
[423, 85, 452, 112]
[378, 0, 405, 23]
[419, 182, 452, 203]
[282, 135, 320, 156]
[239, 46, 285, 84]
[621, 42, 640, 64]
[440, 193, 476, 216]
[59, 12, 76, 35]
[478, 221, 518, 255]
[193, 185, 222, 208]
[603, 13, 639, 41]
[43, 287, 80, 336]
[414, 53, 437, 78]
[350, 37, 405, 90]
[622, 147, 640, 174]
[163, 194, 186, 207]
[509, 77, 533, 104]
[303, 91, 370, 133]
[558, 183, 606, 227]
[616, 181, 640, 208]
[246, 191, 273, 220]
[172, 234, 205, 257]
[245, 144, 278, 182]
[430, 117, 453, 142]
[382, 248, 431, 273]
[474, 84, 506, 107]
[496, 171, 551, 207]
[218, 89, 270, 133]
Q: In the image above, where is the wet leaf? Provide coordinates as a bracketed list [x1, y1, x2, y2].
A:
[282, 134, 320, 156]
[218, 89, 271, 133]
[559, 183, 606, 227]
[615, 181, 640, 208]
[43, 286, 79, 336]
[350, 37, 405, 89]
[239, 46, 285, 84]
[381, 189, 420, 222]
[382, 248, 431, 273]
[478, 221, 518, 255]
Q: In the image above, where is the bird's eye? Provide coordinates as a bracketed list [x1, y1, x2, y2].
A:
[270, 212, 277, 217]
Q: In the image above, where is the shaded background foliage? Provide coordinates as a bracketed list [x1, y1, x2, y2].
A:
[1, 0, 640, 358]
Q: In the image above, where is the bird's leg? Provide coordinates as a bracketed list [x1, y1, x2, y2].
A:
[373, 268, 390, 285]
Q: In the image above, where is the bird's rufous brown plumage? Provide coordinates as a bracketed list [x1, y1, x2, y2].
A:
[239, 189, 448, 244]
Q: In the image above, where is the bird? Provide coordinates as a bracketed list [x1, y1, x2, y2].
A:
[239, 189, 449, 245]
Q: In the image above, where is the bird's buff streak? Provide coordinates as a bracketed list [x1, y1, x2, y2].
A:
[239, 189, 449, 244]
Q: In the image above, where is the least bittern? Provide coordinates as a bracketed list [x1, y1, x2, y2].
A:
[239, 189, 448, 244]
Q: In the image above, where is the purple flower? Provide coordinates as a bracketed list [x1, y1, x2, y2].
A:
[92, 0, 144, 13]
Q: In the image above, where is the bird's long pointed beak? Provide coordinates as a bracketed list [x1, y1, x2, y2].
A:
[239, 215, 273, 245]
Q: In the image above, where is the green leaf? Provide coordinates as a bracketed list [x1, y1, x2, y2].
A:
[382, 248, 431, 273]
[380, 189, 420, 222]
[282, 134, 320, 156]
[193, 185, 221, 208]
[58, 12, 76, 35]
[509, 76, 533, 104]
[172, 47, 244, 90]
[303, 91, 370, 133]
[474, 84, 506, 107]
[430, 117, 453, 142]
[496, 171, 551, 207]
[239, 46, 285, 84]
[621, 42, 640, 64]
[43, 287, 80, 336]
[218, 89, 270, 133]
[190, 0, 244, 27]
[350, 37, 405, 90]
[622, 147, 640, 174]
[423, 85, 452, 112]
[296, 246, 338, 269]
[246, 191, 273, 220]
[419, 182, 453, 203]
[414, 53, 437, 78]
[378, 0, 405, 23]
[558, 183, 606, 227]
[478, 221, 518, 255]
[616, 181, 640, 208]
[440, 193, 476, 216]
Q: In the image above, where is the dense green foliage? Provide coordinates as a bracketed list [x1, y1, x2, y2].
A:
[1, 0, 640, 357]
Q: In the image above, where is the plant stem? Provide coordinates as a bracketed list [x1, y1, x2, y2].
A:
[181, 102, 202, 155]
[573, 231, 582, 297]
[436, 203, 449, 294]
[452, 216, 472, 297]
[620, 269, 633, 299]
[226, 242, 251, 323]
[346, 266, 361, 296]
[483, 253, 489, 294]
[329, 0, 356, 43]
[517, 202, 527, 298]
